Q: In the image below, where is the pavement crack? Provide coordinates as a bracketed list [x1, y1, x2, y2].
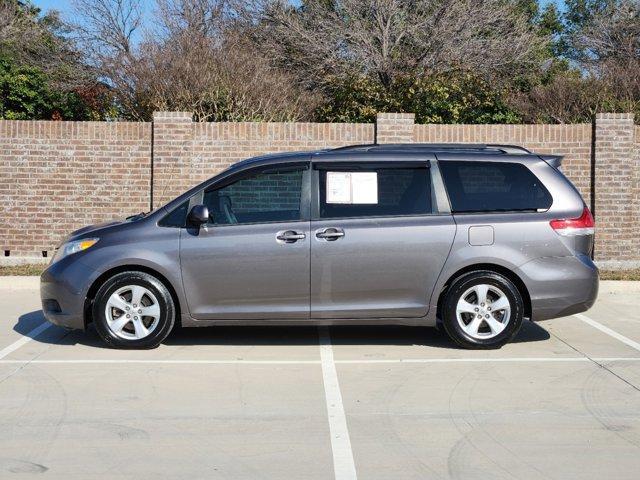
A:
[548, 328, 640, 393]
[0, 328, 73, 385]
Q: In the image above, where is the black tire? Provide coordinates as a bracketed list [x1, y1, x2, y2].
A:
[92, 271, 176, 349]
[441, 270, 524, 349]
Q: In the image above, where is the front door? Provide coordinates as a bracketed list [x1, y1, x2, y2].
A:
[180, 163, 311, 320]
[310, 161, 456, 319]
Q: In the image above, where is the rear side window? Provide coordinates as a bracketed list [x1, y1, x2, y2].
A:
[319, 166, 432, 219]
[439, 161, 552, 213]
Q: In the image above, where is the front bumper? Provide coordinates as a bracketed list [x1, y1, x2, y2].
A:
[40, 257, 97, 330]
[516, 254, 599, 321]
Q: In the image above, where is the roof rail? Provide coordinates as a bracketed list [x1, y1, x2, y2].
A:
[328, 143, 533, 155]
[328, 144, 377, 152]
[485, 144, 532, 154]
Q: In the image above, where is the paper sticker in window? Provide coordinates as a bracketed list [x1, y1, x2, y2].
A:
[326, 172, 378, 204]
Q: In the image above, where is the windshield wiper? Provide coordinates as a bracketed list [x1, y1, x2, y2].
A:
[126, 212, 148, 221]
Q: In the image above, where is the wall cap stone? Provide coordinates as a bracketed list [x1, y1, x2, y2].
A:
[153, 111, 193, 121]
[377, 112, 415, 121]
[595, 113, 635, 120]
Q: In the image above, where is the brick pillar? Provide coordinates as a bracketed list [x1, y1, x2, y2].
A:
[594, 113, 638, 267]
[152, 112, 194, 208]
[376, 113, 415, 144]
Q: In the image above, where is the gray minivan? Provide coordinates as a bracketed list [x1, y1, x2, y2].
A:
[41, 144, 599, 349]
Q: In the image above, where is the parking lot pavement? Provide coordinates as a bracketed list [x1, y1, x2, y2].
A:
[0, 279, 639, 479]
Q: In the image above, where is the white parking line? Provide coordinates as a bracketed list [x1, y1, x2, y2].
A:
[0, 322, 53, 360]
[319, 327, 358, 480]
[0, 359, 321, 364]
[575, 313, 640, 352]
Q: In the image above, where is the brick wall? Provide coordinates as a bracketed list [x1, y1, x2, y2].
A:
[153, 116, 375, 206]
[0, 112, 638, 267]
[594, 114, 640, 265]
[376, 113, 415, 144]
[0, 121, 150, 256]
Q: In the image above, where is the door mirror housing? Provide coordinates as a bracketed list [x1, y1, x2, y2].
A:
[188, 204, 210, 226]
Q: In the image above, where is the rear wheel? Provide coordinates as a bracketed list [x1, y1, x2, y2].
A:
[441, 271, 524, 349]
[92, 271, 175, 349]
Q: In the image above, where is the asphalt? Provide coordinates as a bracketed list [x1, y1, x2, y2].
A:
[0, 278, 639, 479]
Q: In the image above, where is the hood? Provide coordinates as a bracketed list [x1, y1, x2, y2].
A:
[64, 217, 140, 244]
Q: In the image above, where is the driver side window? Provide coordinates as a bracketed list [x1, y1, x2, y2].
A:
[203, 166, 305, 225]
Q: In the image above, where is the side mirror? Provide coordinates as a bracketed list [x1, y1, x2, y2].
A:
[188, 204, 210, 226]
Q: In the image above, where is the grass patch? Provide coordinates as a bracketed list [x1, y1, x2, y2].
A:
[0, 264, 46, 276]
[599, 269, 640, 281]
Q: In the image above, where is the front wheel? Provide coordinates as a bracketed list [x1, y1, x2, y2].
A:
[441, 271, 524, 349]
[92, 271, 176, 349]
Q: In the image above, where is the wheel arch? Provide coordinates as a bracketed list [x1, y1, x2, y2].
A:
[436, 263, 531, 321]
[84, 265, 183, 329]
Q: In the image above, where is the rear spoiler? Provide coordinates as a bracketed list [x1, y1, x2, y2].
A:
[539, 155, 563, 168]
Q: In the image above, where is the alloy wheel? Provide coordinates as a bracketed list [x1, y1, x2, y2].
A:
[455, 284, 511, 340]
[105, 285, 161, 340]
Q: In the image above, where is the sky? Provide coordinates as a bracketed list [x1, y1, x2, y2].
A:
[33, 0, 567, 21]
[33, 0, 143, 20]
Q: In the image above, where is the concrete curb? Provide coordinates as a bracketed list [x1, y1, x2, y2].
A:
[598, 281, 640, 294]
[0, 276, 40, 289]
[0, 258, 48, 266]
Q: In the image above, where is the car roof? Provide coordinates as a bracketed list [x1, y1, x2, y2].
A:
[227, 143, 562, 171]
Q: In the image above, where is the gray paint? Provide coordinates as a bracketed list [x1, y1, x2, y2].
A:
[310, 215, 455, 319]
[180, 221, 311, 320]
[468, 226, 494, 246]
[40, 144, 598, 332]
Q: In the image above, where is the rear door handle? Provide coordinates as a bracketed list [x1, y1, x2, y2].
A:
[276, 230, 306, 243]
[315, 227, 345, 241]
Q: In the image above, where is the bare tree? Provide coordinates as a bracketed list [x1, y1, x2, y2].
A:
[72, 0, 142, 56]
[575, 0, 639, 66]
[70, 0, 143, 116]
[156, 0, 227, 39]
[510, 74, 609, 123]
[574, 0, 640, 112]
[71, 0, 316, 121]
[254, 0, 545, 89]
[0, 0, 31, 44]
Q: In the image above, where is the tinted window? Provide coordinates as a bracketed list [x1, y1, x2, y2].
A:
[319, 166, 432, 219]
[440, 161, 552, 213]
[158, 201, 188, 227]
[203, 166, 305, 225]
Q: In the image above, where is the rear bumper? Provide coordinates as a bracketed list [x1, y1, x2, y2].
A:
[516, 254, 599, 321]
[40, 257, 97, 330]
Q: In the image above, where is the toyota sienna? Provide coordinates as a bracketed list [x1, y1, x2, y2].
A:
[41, 143, 599, 349]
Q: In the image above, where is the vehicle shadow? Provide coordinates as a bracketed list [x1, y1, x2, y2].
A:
[16, 310, 550, 350]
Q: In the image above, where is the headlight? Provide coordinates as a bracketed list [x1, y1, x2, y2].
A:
[51, 238, 99, 264]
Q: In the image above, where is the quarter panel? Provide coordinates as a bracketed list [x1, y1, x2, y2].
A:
[429, 212, 573, 311]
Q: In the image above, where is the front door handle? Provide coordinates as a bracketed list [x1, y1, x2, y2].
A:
[276, 230, 306, 243]
[315, 227, 345, 241]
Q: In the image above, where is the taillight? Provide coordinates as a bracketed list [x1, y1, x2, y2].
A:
[550, 206, 595, 236]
